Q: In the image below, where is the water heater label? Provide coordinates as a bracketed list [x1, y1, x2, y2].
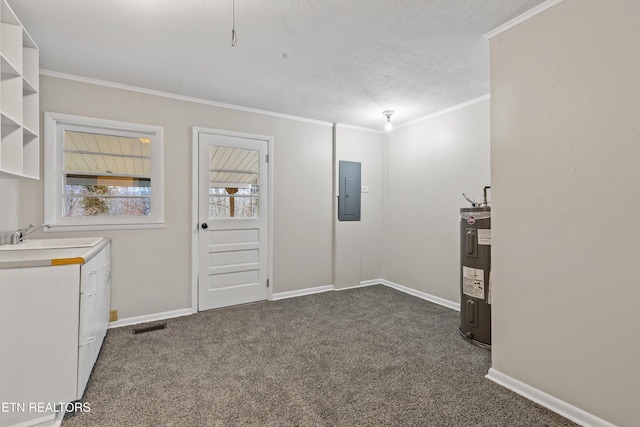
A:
[477, 229, 491, 245]
[462, 266, 485, 299]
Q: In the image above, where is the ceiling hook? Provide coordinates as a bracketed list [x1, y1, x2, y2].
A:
[231, 0, 237, 46]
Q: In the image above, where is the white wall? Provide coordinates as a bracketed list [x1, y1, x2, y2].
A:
[270, 117, 333, 292]
[490, 1, 640, 425]
[3, 71, 488, 325]
[381, 99, 490, 304]
[3, 72, 489, 325]
[0, 178, 20, 244]
[18, 74, 335, 318]
[334, 126, 382, 288]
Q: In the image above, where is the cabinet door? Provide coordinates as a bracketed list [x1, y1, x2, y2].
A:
[78, 256, 99, 399]
[78, 262, 98, 341]
[77, 243, 111, 399]
[0, 265, 79, 427]
[77, 288, 97, 398]
[98, 243, 111, 343]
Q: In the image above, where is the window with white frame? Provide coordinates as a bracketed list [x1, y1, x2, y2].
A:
[44, 113, 164, 230]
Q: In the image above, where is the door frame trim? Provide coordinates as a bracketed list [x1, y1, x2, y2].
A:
[191, 127, 274, 313]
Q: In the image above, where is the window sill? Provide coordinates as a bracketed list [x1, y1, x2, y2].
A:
[44, 222, 165, 232]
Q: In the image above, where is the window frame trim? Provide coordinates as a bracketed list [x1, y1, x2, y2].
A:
[44, 112, 165, 231]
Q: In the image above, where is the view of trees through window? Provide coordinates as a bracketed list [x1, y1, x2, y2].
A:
[63, 130, 153, 218]
[64, 182, 151, 217]
[208, 182, 259, 219]
[207, 146, 260, 219]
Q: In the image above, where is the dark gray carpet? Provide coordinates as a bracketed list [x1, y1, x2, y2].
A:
[63, 285, 575, 426]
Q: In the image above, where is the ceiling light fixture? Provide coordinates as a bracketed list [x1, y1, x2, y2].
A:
[231, 0, 237, 46]
[382, 110, 394, 131]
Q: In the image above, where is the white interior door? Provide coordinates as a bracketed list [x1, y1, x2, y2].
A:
[198, 133, 268, 311]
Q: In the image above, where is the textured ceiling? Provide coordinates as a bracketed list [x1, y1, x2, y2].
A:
[9, 0, 546, 130]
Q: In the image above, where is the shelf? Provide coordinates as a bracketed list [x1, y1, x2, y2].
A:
[23, 125, 38, 138]
[1, 22, 22, 75]
[23, 77, 37, 94]
[22, 28, 37, 49]
[23, 90, 38, 132]
[23, 46, 38, 91]
[0, 0, 39, 179]
[1, 111, 20, 127]
[0, 0, 20, 26]
[0, 124, 22, 175]
[0, 54, 19, 76]
[22, 132, 38, 178]
[1, 72, 23, 125]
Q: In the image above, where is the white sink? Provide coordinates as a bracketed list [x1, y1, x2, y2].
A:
[0, 237, 103, 251]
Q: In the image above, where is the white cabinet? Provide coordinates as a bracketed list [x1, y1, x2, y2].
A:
[0, 0, 39, 179]
[0, 242, 110, 427]
[77, 243, 111, 398]
[0, 265, 79, 427]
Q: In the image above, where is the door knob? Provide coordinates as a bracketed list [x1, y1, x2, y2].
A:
[201, 223, 208, 229]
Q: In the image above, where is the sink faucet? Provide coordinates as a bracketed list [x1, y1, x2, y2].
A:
[10, 224, 52, 245]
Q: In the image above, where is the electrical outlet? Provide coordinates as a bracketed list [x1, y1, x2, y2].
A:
[109, 309, 118, 322]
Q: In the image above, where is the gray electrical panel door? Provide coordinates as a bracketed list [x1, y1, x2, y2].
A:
[338, 161, 361, 221]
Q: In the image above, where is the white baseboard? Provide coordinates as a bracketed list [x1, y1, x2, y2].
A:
[107, 279, 456, 329]
[52, 410, 63, 427]
[271, 285, 334, 301]
[372, 279, 460, 311]
[284, 279, 460, 312]
[486, 368, 617, 427]
[108, 308, 192, 329]
[335, 279, 382, 290]
[8, 412, 60, 427]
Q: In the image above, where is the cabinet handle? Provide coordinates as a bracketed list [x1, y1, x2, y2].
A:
[83, 336, 96, 345]
[85, 290, 97, 296]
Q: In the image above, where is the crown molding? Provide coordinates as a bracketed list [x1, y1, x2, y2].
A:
[485, 0, 564, 39]
[394, 94, 490, 131]
[40, 69, 334, 128]
[335, 123, 382, 134]
[40, 70, 485, 135]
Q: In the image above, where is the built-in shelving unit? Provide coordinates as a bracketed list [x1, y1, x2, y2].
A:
[0, 0, 39, 179]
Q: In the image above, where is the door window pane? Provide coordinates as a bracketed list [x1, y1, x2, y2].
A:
[208, 146, 259, 219]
